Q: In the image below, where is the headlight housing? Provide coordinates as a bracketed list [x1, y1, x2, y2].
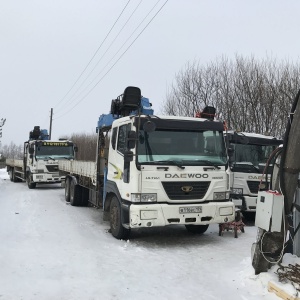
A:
[131, 193, 157, 203]
[213, 191, 230, 200]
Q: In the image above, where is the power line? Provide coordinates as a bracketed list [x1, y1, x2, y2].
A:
[56, 0, 161, 117]
[53, 0, 131, 110]
[54, 0, 167, 120]
[56, 0, 143, 114]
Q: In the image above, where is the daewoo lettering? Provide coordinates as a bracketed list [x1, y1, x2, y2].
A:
[165, 173, 209, 179]
[248, 175, 263, 180]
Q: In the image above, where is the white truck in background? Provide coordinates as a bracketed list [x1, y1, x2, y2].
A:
[226, 131, 282, 220]
[59, 86, 235, 239]
[6, 126, 76, 189]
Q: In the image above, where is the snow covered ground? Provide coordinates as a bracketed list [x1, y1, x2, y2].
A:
[0, 168, 299, 300]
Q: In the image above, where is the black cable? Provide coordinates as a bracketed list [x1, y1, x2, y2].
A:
[279, 88, 300, 215]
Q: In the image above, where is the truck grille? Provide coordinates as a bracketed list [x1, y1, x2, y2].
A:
[46, 165, 59, 172]
[162, 181, 210, 200]
[247, 181, 259, 194]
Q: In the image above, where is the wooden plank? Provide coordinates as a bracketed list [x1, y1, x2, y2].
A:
[268, 281, 300, 300]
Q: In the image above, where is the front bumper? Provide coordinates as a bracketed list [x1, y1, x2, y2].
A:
[129, 202, 235, 228]
[32, 173, 63, 183]
[231, 196, 257, 211]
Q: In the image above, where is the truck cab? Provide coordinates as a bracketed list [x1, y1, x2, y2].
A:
[226, 131, 282, 220]
[24, 139, 76, 188]
[99, 87, 235, 238]
[6, 126, 76, 189]
[59, 87, 235, 239]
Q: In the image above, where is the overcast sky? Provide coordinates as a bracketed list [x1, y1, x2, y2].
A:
[1, 0, 300, 146]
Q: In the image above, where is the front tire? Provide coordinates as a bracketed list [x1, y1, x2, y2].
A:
[70, 180, 82, 206]
[27, 173, 36, 189]
[110, 196, 130, 240]
[185, 224, 209, 234]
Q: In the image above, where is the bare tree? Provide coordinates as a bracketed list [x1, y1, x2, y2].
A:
[0, 142, 23, 159]
[61, 132, 97, 161]
[162, 55, 300, 138]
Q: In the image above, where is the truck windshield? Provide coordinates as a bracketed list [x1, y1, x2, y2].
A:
[35, 145, 75, 160]
[231, 143, 277, 173]
[137, 129, 227, 166]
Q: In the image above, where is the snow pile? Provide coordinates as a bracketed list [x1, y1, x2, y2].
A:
[0, 167, 300, 300]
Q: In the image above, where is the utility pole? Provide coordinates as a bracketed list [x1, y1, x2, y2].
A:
[252, 89, 300, 274]
[49, 108, 53, 140]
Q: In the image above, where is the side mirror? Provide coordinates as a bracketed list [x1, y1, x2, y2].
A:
[124, 150, 134, 162]
[29, 147, 34, 155]
[30, 154, 33, 159]
[227, 147, 234, 157]
[143, 121, 156, 133]
[74, 146, 78, 152]
[127, 131, 137, 149]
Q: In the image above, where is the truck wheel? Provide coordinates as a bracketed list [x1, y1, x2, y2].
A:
[9, 169, 14, 182]
[185, 224, 209, 234]
[65, 178, 70, 202]
[110, 196, 130, 240]
[27, 173, 36, 189]
[10, 169, 18, 183]
[81, 187, 89, 206]
[70, 180, 82, 206]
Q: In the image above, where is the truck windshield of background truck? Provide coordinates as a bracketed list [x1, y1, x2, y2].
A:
[35, 142, 75, 160]
[231, 143, 277, 173]
[137, 129, 227, 166]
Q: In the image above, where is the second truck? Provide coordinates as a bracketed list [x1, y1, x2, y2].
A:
[226, 131, 282, 220]
[59, 86, 235, 239]
[6, 126, 76, 189]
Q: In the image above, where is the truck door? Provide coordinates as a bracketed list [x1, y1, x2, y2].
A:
[107, 123, 131, 197]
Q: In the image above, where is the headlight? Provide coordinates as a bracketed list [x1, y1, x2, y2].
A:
[232, 188, 243, 195]
[213, 192, 230, 200]
[219, 206, 233, 216]
[131, 193, 157, 203]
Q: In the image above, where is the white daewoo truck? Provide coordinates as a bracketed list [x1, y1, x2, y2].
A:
[6, 126, 76, 189]
[59, 86, 235, 239]
[226, 131, 282, 220]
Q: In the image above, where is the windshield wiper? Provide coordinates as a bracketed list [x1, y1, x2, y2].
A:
[185, 160, 221, 169]
[234, 162, 259, 172]
[47, 156, 55, 161]
[144, 160, 185, 169]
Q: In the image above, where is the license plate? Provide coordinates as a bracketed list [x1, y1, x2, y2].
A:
[232, 188, 243, 194]
[179, 206, 202, 214]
